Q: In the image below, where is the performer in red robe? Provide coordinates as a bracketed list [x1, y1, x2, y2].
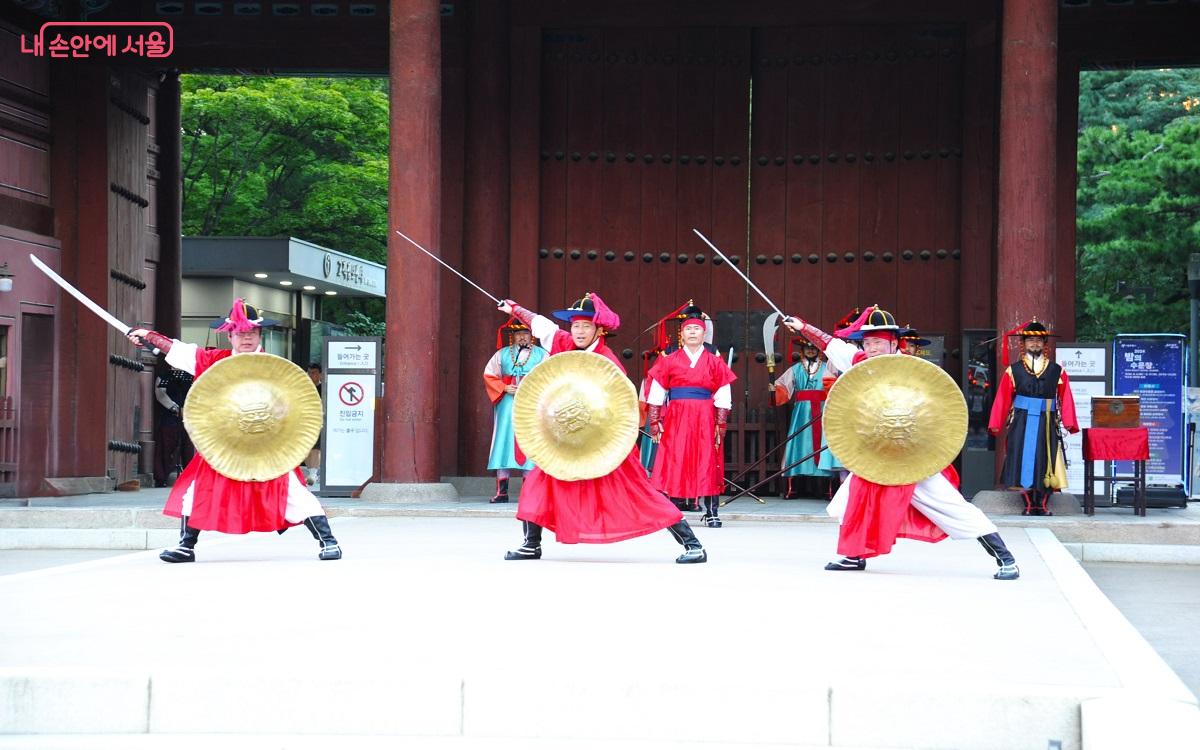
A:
[784, 306, 1020, 580]
[646, 303, 736, 528]
[498, 293, 707, 563]
[128, 299, 342, 563]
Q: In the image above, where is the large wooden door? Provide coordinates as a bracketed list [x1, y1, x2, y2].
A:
[105, 69, 157, 485]
[536, 27, 764, 483]
[750, 24, 965, 350]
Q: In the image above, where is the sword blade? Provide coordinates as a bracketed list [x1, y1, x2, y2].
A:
[692, 228, 785, 318]
[762, 311, 781, 374]
[395, 230, 502, 304]
[29, 254, 132, 334]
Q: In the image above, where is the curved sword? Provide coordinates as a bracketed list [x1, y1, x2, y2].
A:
[762, 311, 781, 381]
[29, 254, 131, 334]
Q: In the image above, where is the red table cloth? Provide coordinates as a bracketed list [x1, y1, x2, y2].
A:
[1082, 427, 1150, 461]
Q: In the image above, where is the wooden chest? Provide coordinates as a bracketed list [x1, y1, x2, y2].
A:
[1092, 396, 1141, 428]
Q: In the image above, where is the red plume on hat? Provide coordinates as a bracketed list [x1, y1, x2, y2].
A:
[589, 292, 620, 332]
[216, 298, 262, 333]
[834, 306, 872, 339]
[653, 301, 691, 353]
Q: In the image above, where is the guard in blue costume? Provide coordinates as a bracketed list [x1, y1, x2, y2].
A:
[773, 336, 832, 498]
[483, 317, 548, 503]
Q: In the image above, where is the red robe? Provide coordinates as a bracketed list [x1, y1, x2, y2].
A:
[647, 348, 737, 497]
[836, 467, 957, 559]
[163, 349, 301, 534]
[517, 329, 684, 543]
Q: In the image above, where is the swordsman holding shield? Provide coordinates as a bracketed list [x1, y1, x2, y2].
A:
[128, 299, 343, 563]
[784, 306, 1020, 580]
[498, 293, 707, 563]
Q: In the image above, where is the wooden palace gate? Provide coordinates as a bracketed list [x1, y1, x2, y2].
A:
[529, 24, 968, 493]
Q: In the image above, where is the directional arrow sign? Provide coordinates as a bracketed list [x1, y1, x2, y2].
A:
[329, 340, 377, 370]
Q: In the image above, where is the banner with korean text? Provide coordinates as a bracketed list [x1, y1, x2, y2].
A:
[1113, 335, 1187, 486]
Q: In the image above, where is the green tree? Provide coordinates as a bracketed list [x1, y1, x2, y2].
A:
[1076, 118, 1200, 340]
[181, 75, 388, 325]
[1079, 68, 1200, 134]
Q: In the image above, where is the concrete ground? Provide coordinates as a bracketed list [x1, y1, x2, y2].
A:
[8, 552, 1199, 701]
[1, 516, 1197, 749]
[1082, 562, 1200, 698]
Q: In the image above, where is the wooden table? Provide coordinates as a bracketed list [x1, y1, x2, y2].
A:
[1081, 427, 1150, 516]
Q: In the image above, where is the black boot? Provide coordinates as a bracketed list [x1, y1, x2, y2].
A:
[490, 477, 510, 504]
[160, 516, 200, 563]
[303, 516, 343, 560]
[504, 521, 543, 560]
[1020, 491, 1034, 516]
[666, 520, 707, 564]
[978, 532, 1019, 580]
[700, 496, 722, 528]
[1036, 491, 1052, 516]
[824, 556, 866, 571]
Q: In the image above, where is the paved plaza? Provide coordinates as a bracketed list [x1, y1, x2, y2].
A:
[1, 514, 1197, 749]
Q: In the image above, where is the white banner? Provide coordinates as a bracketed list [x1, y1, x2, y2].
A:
[324, 373, 376, 488]
[328, 340, 378, 371]
[1063, 379, 1108, 496]
[1056, 346, 1107, 378]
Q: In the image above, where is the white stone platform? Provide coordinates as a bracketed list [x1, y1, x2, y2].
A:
[0, 518, 1196, 749]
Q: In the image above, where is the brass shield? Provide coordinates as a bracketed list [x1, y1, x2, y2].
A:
[512, 350, 638, 481]
[823, 354, 967, 486]
[184, 353, 323, 481]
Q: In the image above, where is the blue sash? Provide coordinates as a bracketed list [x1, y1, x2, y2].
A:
[668, 387, 713, 400]
[1015, 395, 1055, 488]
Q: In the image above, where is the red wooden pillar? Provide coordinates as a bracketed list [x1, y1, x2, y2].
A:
[994, 0, 1057, 484]
[995, 0, 1058, 342]
[460, 0, 511, 477]
[382, 0, 443, 485]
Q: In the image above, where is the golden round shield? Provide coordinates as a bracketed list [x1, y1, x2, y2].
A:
[184, 353, 323, 481]
[823, 354, 967, 486]
[512, 350, 639, 481]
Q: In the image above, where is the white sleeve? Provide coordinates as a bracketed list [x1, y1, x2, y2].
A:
[164, 341, 199, 376]
[647, 379, 667, 406]
[529, 314, 560, 351]
[824, 338, 858, 373]
[483, 349, 503, 378]
[775, 366, 796, 397]
[714, 383, 732, 410]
